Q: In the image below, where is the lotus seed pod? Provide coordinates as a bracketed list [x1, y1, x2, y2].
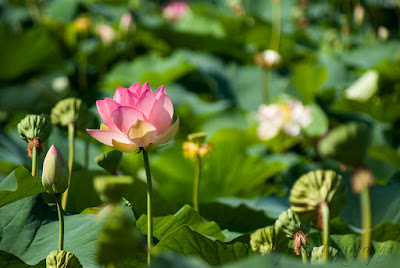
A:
[275, 209, 310, 239]
[188, 132, 207, 144]
[46, 250, 82, 268]
[250, 226, 288, 254]
[317, 122, 372, 165]
[42, 145, 69, 195]
[97, 204, 145, 265]
[310, 246, 339, 264]
[94, 176, 134, 204]
[18, 114, 52, 143]
[51, 97, 91, 129]
[95, 150, 123, 174]
[289, 170, 347, 226]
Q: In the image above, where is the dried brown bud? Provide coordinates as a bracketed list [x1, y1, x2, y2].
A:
[317, 201, 328, 229]
[293, 231, 308, 255]
[28, 137, 42, 158]
[351, 165, 375, 194]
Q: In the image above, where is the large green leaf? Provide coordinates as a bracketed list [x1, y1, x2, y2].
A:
[137, 205, 224, 241]
[0, 26, 61, 80]
[0, 167, 44, 207]
[201, 196, 290, 233]
[103, 50, 195, 90]
[0, 251, 45, 268]
[151, 129, 293, 206]
[0, 195, 104, 267]
[154, 225, 252, 265]
[292, 62, 327, 104]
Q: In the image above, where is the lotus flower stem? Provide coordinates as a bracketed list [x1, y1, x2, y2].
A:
[142, 149, 153, 265]
[193, 156, 201, 212]
[56, 194, 65, 250]
[271, 0, 282, 52]
[84, 133, 89, 169]
[62, 123, 75, 209]
[301, 245, 308, 263]
[360, 186, 371, 260]
[320, 202, 330, 262]
[262, 69, 270, 103]
[31, 146, 39, 177]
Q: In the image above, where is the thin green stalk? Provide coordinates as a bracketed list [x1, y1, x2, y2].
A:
[360, 186, 371, 260]
[84, 133, 89, 169]
[56, 195, 65, 250]
[301, 245, 308, 263]
[62, 123, 75, 209]
[262, 69, 269, 104]
[31, 146, 39, 177]
[271, 0, 282, 51]
[321, 202, 330, 262]
[193, 156, 201, 212]
[142, 149, 153, 266]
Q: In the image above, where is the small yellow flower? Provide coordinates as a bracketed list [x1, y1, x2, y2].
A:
[183, 132, 213, 161]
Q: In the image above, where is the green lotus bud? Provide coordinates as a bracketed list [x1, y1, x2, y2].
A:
[310, 246, 339, 264]
[317, 122, 372, 165]
[46, 250, 82, 268]
[97, 204, 145, 265]
[18, 114, 52, 143]
[289, 170, 347, 227]
[42, 145, 69, 195]
[275, 209, 310, 239]
[95, 150, 123, 174]
[250, 226, 288, 254]
[94, 176, 134, 204]
[51, 98, 91, 129]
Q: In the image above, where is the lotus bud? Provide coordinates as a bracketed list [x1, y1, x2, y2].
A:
[310, 246, 339, 264]
[353, 4, 364, 26]
[250, 226, 288, 254]
[255, 50, 281, 69]
[42, 145, 69, 195]
[120, 13, 135, 34]
[95, 150, 123, 175]
[317, 122, 372, 166]
[97, 204, 146, 265]
[46, 250, 82, 268]
[351, 165, 375, 194]
[74, 16, 91, 33]
[18, 115, 52, 158]
[94, 176, 134, 204]
[51, 97, 91, 129]
[289, 170, 347, 228]
[378, 26, 389, 41]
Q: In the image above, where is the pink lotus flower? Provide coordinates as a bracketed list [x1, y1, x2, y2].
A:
[87, 82, 179, 152]
[163, 1, 189, 21]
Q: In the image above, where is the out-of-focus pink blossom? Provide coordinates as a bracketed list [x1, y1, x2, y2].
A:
[256, 100, 312, 140]
[96, 24, 117, 45]
[163, 1, 189, 21]
[120, 13, 134, 34]
[87, 82, 179, 152]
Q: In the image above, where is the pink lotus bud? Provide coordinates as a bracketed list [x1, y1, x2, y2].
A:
[163, 1, 189, 22]
[378, 26, 389, 41]
[86, 82, 179, 152]
[120, 13, 134, 34]
[42, 145, 69, 195]
[96, 24, 117, 45]
[353, 4, 364, 26]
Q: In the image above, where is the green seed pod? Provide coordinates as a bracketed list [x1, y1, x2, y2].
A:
[310, 246, 339, 264]
[250, 226, 288, 254]
[188, 132, 207, 144]
[97, 204, 145, 265]
[46, 250, 82, 268]
[51, 98, 91, 129]
[94, 176, 134, 204]
[95, 150, 123, 174]
[42, 145, 69, 195]
[317, 122, 372, 165]
[18, 114, 52, 143]
[275, 209, 310, 239]
[289, 170, 347, 226]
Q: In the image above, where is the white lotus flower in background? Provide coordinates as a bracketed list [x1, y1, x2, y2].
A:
[256, 100, 312, 140]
